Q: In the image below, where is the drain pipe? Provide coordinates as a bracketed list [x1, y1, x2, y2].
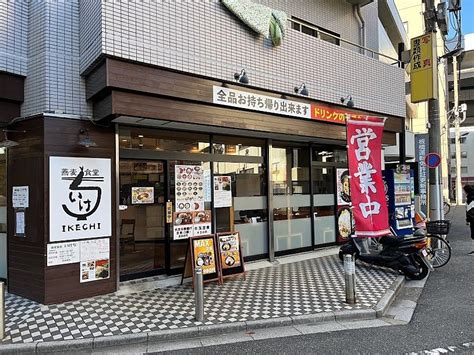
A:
[353, 4, 366, 56]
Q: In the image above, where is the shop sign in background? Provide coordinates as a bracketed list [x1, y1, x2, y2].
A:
[49, 157, 112, 242]
[410, 33, 438, 103]
[415, 134, 429, 214]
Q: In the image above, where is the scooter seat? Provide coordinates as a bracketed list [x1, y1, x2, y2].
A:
[380, 235, 403, 246]
[380, 235, 425, 247]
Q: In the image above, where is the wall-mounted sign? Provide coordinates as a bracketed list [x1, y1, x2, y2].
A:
[15, 211, 25, 236]
[410, 32, 438, 103]
[214, 176, 232, 208]
[173, 210, 212, 240]
[175, 165, 204, 212]
[415, 134, 429, 214]
[47, 241, 80, 266]
[213, 86, 311, 119]
[12, 186, 29, 208]
[80, 238, 110, 283]
[131, 186, 154, 204]
[49, 157, 112, 242]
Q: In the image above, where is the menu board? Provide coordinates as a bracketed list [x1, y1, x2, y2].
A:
[217, 232, 245, 279]
[192, 236, 217, 275]
[175, 165, 204, 212]
[131, 187, 154, 204]
[173, 210, 212, 240]
[80, 238, 110, 283]
[214, 176, 232, 208]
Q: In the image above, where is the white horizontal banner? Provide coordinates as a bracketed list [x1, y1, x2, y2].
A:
[213, 86, 311, 119]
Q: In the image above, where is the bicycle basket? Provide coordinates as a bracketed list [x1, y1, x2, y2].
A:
[426, 220, 451, 235]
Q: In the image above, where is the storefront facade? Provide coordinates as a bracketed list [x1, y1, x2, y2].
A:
[0, 1, 408, 304]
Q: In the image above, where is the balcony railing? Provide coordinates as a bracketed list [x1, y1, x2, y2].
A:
[288, 18, 402, 67]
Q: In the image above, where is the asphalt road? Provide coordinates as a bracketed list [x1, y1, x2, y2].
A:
[164, 206, 474, 354]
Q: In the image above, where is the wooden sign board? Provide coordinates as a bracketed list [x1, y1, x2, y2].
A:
[181, 234, 220, 285]
[217, 232, 245, 280]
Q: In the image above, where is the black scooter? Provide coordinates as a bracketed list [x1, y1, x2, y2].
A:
[339, 234, 433, 280]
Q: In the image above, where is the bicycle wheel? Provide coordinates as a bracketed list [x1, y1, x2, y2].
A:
[425, 234, 451, 268]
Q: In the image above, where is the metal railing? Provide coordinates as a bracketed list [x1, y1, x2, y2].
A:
[288, 18, 402, 67]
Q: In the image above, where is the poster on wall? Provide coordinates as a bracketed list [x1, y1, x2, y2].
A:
[175, 165, 204, 212]
[131, 187, 154, 204]
[336, 168, 353, 243]
[47, 241, 80, 266]
[214, 176, 232, 208]
[12, 186, 29, 208]
[336, 169, 351, 206]
[49, 157, 112, 242]
[173, 210, 212, 240]
[80, 238, 110, 283]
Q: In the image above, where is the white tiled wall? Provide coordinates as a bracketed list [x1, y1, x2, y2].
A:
[95, 0, 404, 117]
[0, 0, 28, 76]
[22, 1, 91, 117]
[2, 0, 405, 119]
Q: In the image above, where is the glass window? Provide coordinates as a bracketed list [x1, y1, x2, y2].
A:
[312, 167, 336, 245]
[461, 151, 467, 158]
[212, 136, 263, 157]
[214, 156, 268, 258]
[313, 147, 347, 164]
[119, 128, 210, 153]
[272, 145, 311, 252]
[119, 160, 166, 278]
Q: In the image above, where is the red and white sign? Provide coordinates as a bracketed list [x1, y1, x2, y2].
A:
[347, 116, 390, 237]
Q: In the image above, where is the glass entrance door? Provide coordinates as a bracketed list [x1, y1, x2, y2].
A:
[119, 160, 167, 280]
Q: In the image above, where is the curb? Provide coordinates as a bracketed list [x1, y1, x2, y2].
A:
[0, 275, 407, 354]
[373, 275, 405, 317]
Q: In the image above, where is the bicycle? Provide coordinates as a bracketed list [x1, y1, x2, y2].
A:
[424, 220, 452, 268]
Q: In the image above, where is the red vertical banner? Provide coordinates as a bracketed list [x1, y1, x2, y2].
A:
[347, 116, 390, 237]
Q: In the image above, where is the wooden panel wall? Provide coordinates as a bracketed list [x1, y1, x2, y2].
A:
[7, 118, 46, 302]
[43, 118, 116, 304]
[7, 117, 117, 304]
[87, 58, 404, 135]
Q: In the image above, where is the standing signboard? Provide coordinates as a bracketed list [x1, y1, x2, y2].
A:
[182, 235, 220, 285]
[347, 116, 390, 237]
[49, 157, 112, 242]
[217, 232, 245, 280]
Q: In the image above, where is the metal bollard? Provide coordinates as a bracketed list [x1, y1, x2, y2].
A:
[194, 268, 204, 321]
[343, 254, 356, 304]
[0, 282, 5, 340]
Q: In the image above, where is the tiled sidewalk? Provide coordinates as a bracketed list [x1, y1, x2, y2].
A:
[1, 254, 397, 344]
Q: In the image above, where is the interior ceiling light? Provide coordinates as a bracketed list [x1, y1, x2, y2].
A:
[78, 129, 97, 148]
[294, 83, 309, 96]
[234, 69, 249, 84]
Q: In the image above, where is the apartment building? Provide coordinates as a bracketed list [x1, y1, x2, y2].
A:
[0, 0, 406, 303]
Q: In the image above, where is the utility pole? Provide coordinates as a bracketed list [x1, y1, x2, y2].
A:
[424, 0, 443, 220]
[452, 55, 463, 205]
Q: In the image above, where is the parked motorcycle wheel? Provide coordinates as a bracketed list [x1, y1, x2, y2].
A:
[403, 255, 429, 280]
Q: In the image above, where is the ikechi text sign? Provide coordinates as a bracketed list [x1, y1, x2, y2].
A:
[347, 116, 390, 237]
[49, 157, 112, 242]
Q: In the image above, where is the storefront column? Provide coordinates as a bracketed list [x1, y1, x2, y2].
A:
[309, 144, 315, 248]
[266, 139, 275, 262]
[114, 123, 121, 289]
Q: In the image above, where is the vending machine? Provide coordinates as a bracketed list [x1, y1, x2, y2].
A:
[383, 165, 415, 236]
